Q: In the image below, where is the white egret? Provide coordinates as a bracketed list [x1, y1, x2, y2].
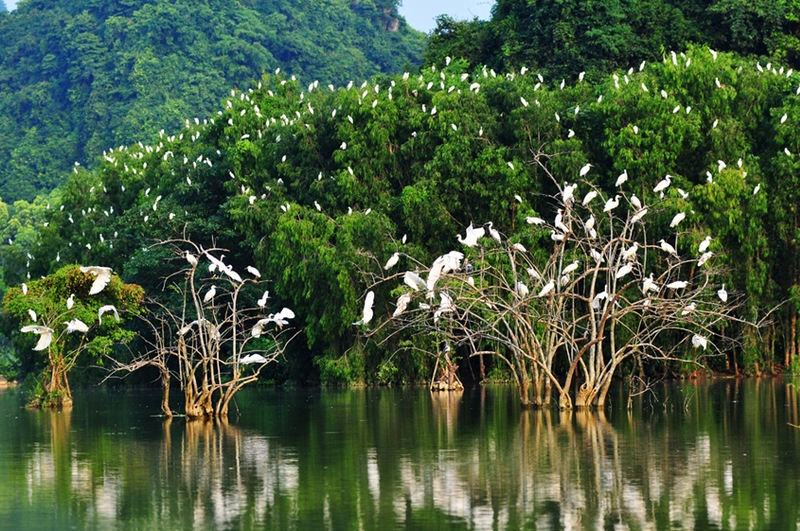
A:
[562, 260, 579, 275]
[585, 214, 596, 231]
[27, 309, 37, 322]
[252, 308, 296, 336]
[615, 170, 628, 187]
[404, 271, 427, 292]
[698, 236, 712, 253]
[590, 248, 605, 263]
[64, 319, 89, 333]
[246, 266, 261, 278]
[692, 334, 708, 350]
[670, 212, 686, 228]
[257, 290, 270, 308]
[554, 210, 569, 233]
[457, 223, 485, 247]
[526, 216, 545, 225]
[353, 291, 375, 326]
[621, 242, 639, 261]
[718, 285, 728, 302]
[240, 354, 269, 365]
[615, 263, 633, 280]
[21, 283, 27, 295]
[20, 325, 54, 351]
[538, 279, 556, 297]
[582, 190, 598, 206]
[515, 282, 529, 297]
[630, 194, 642, 210]
[681, 302, 696, 315]
[698, 251, 714, 267]
[80, 266, 113, 295]
[653, 175, 672, 194]
[631, 208, 648, 223]
[393, 293, 412, 317]
[203, 285, 217, 304]
[98, 305, 120, 324]
[562, 183, 577, 203]
[66, 294, 74, 310]
[642, 273, 656, 293]
[659, 239, 678, 256]
[592, 287, 609, 309]
[666, 280, 688, 289]
[603, 195, 620, 212]
[486, 222, 502, 243]
[513, 243, 527, 253]
[384, 252, 400, 270]
[579, 163, 592, 177]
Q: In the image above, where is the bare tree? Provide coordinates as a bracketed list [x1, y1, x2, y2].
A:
[105, 239, 296, 418]
[368, 172, 742, 409]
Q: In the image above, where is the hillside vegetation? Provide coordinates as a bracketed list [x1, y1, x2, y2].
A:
[0, 0, 425, 201]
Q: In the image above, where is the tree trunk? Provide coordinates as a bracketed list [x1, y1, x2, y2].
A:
[160, 369, 172, 418]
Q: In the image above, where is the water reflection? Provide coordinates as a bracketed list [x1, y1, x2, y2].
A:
[0, 380, 799, 530]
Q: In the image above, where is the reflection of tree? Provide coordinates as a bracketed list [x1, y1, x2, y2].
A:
[5, 384, 800, 528]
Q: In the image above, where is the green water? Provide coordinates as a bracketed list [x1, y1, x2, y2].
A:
[0, 379, 799, 530]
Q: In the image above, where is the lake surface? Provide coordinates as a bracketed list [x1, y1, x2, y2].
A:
[0, 379, 799, 530]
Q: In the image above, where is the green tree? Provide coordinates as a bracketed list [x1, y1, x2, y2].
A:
[2, 265, 144, 408]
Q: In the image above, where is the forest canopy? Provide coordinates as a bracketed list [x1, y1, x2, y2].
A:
[0, 0, 425, 201]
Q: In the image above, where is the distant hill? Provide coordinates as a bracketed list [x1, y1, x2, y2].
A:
[0, 0, 425, 201]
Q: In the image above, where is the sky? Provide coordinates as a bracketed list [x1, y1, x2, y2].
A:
[399, 0, 494, 33]
[4, 0, 495, 33]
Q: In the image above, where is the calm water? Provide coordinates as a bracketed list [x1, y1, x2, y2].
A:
[0, 379, 799, 530]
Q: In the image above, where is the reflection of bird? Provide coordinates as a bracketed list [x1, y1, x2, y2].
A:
[203, 285, 217, 304]
[21, 325, 54, 351]
[80, 266, 113, 295]
[352, 291, 374, 325]
[98, 305, 120, 324]
[64, 319, 89, 333]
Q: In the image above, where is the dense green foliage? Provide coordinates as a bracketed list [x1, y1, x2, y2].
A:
[425, 0, 800, 82]
[0, 0, 425, 201]
[4, 46, 794, 388]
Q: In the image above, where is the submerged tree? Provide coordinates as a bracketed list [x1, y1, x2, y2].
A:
[2, 265, 144, 408]
[106, 240, 296, 419]
[367, 166, 740, 408]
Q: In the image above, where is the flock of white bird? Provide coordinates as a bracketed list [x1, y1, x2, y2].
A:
[20, 265, 119, 351]
[16, 48, 795, 358]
